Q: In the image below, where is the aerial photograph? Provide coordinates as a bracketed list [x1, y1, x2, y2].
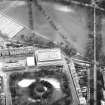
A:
[0, 0, 105, 105]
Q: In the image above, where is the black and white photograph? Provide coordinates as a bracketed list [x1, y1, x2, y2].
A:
[0, 0, 105, 105]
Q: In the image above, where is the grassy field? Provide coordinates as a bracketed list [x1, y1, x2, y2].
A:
[34, 2, 89, 56]
[0, 1, 100, 59]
